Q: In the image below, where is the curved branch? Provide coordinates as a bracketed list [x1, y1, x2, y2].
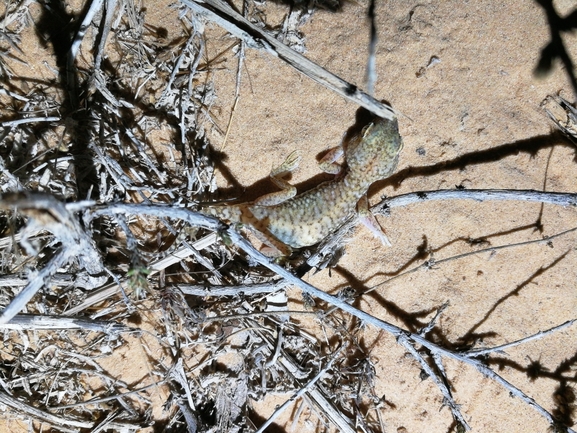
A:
[307, 189, 577, 268]
[376, 189, 577, 212]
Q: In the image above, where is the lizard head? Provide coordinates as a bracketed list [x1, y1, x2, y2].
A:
[345, 116, 403, 182]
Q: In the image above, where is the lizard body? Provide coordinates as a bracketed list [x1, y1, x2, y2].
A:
[203, 116, 403, 255]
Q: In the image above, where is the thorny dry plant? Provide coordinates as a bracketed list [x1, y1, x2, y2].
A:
[0, 0, 575, 432]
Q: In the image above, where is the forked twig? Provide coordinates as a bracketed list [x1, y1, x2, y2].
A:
[464, 320, 576, 358]
[255, 343, 348, 433]
[400, 335, 470, 430]
[0, 192, 105, 324]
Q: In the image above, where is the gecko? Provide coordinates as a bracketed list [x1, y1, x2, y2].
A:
[202, 115, 403, 256]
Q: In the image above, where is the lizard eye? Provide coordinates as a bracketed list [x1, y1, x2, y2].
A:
[361, 123, 374, 137]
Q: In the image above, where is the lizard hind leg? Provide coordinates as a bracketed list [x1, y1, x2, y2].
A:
[247, 224, 293, 257]
[357, 195, 392, 247]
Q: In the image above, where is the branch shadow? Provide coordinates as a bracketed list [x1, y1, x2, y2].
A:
[203, 106, 381, 203]
[35, 0, 100, 200]
[381, 130, 574, 192]
[489, 349, 577, 428]
[457, 249, 571, 347]
[373, 219, 543, 279]
[325, 264, 448, 336]
[533, 0, 577, 98]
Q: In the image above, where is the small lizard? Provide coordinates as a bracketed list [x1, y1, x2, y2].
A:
[202, 116, 403, 256]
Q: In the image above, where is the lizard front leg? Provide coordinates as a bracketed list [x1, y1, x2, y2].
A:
[253, 150, 301, 206]
[356, 194, 392, 247]
[318, 144, 345, 175]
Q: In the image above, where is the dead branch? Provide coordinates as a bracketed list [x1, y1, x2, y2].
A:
[0, 391, 93, 432]
[0, 313, 135, 333]
[255, 343, 348, 433]
[0, 192, 106, 324]
[181, 0, 396, 120]
[308, 188, 577, 268]
[85, 201, 577, 432]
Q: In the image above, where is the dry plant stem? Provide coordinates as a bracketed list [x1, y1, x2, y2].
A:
[308, 188, 577, 268]
[169, 359, 198, 431]
[0, 391, 93, 432]
[88, 202, 577, 432]
[63, 233, 219, 316]
[1, 0, 34, 29]
[254, 343, 347, 433]
[181, 0, 396, 120]
[54, 381, 165, 410]
[0, 193, 105, 324]
[365, 0, 377, 95]
[400, 336, 470, 430]
[376, 188, 577, 211]
[419, 301, 449, 336]
[175, 399, 198, 433]
[221, 3, 247, 151]
[93, 0, 117, 71]
[1, 116, 59, 127]
[0, 88, 29, 101]
[179, 279, 289, 296]
[165, 32, 200, 93]
[68, 0, 105, 106]
[90, 413, 144, 433]
[201, 309, 316, 323]
[464, 319, 576, 358]
[245, 316, 355, 432]
[221, 40, 244, 150]
[69, 0, 104, 63]
[161, 218, 223, 278]
[0, 313, 134, 333]
[0, 249, 68, 324]
[0, 274, 72, 287]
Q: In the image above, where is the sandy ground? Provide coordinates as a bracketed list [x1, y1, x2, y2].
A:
[199, 1, 577, 430]
[1, 0, 577, 432]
